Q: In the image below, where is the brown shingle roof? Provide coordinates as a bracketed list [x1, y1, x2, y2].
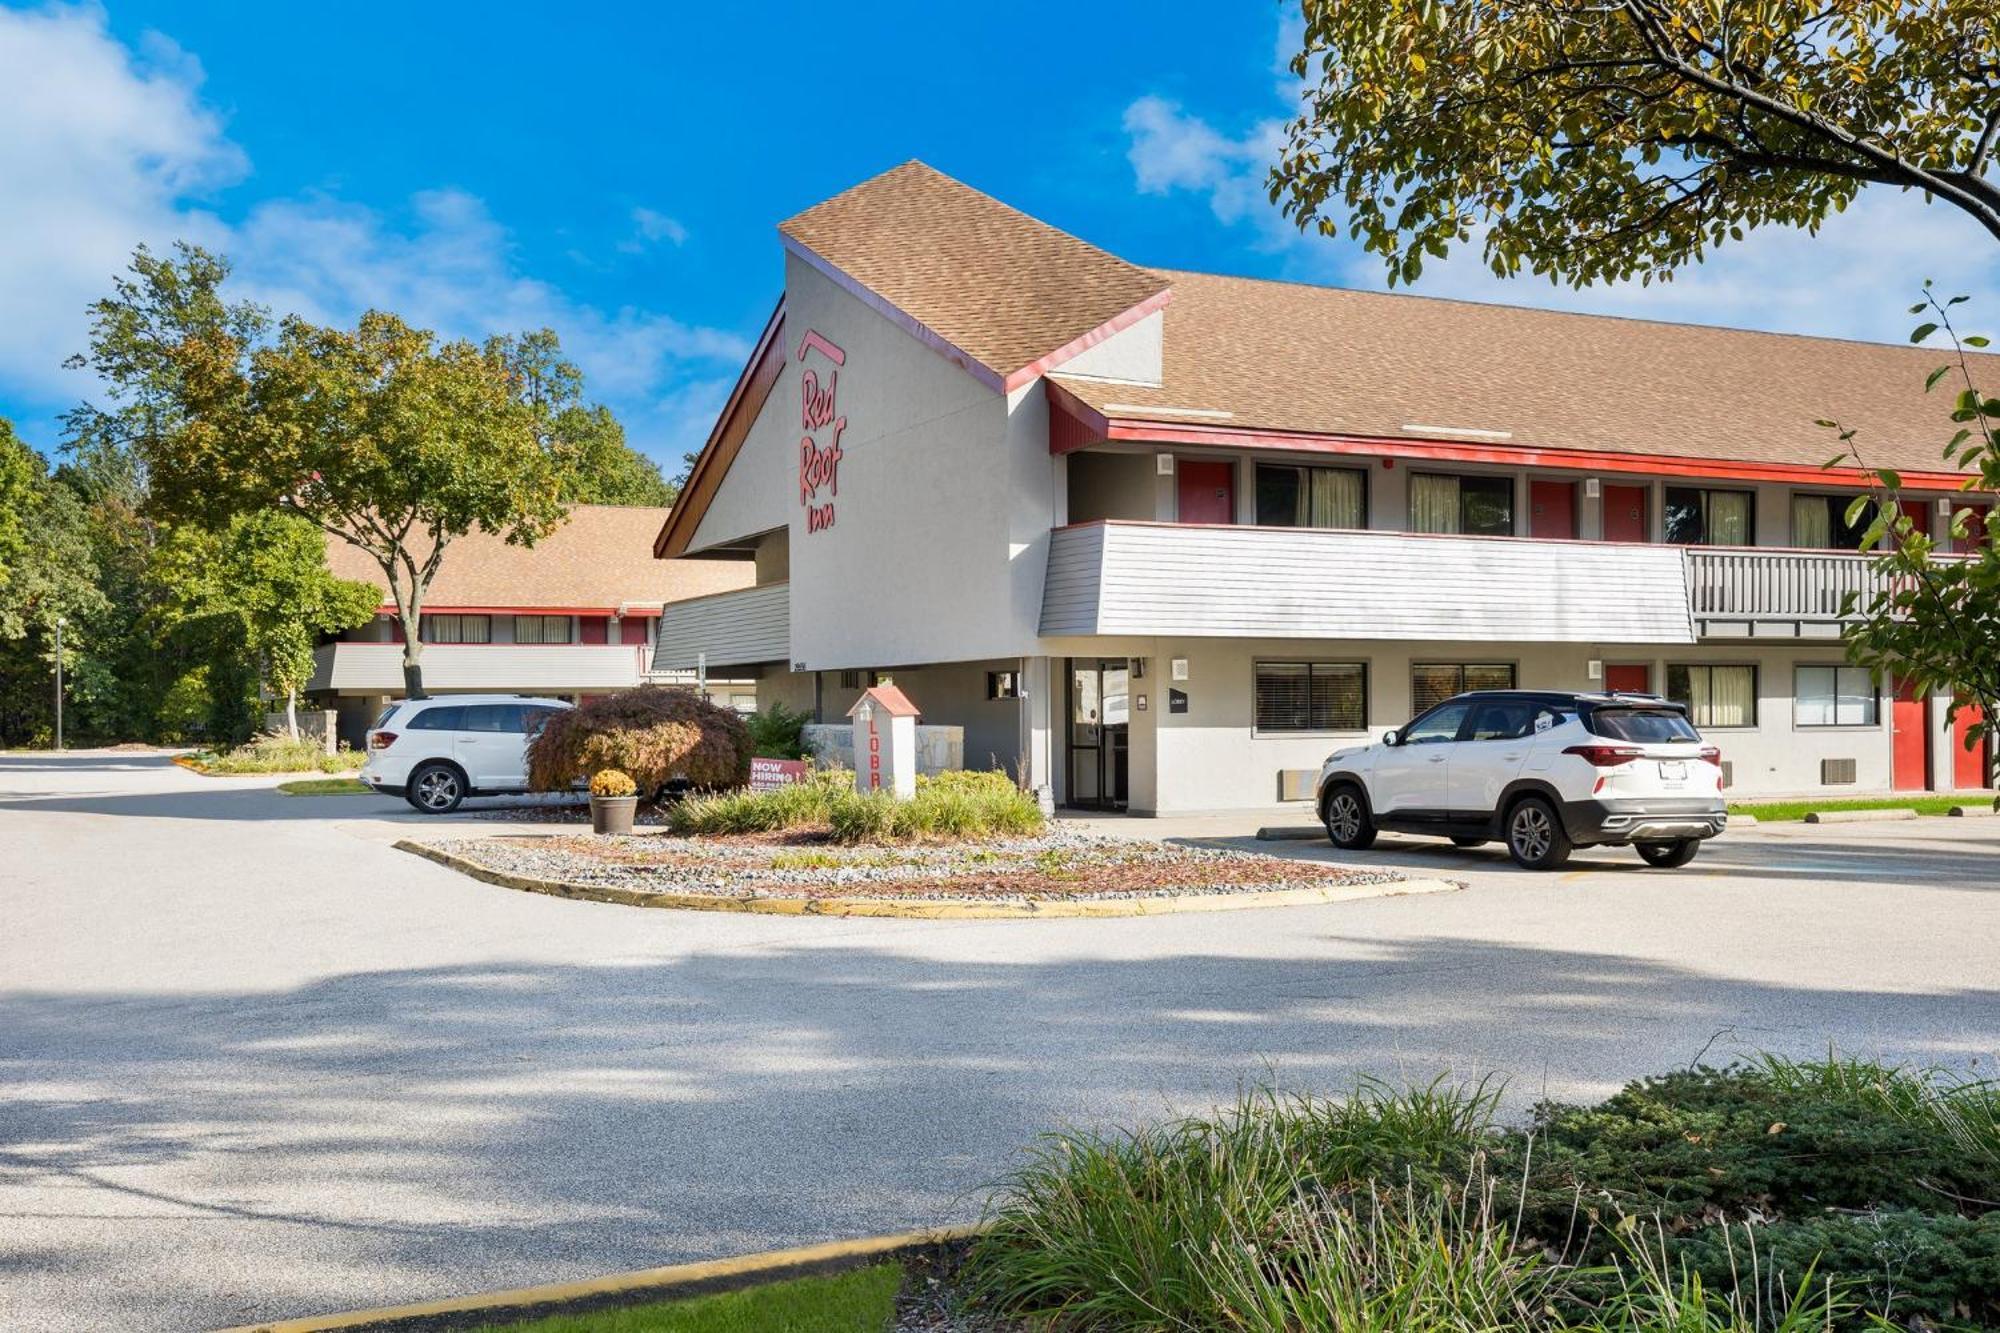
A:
[325, 505, 753, 610]
[1053, 269, 1997, 479]
[779, 161, 1170, 383]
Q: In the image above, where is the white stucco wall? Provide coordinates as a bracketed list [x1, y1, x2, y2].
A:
[1041, 636, 1905, 813]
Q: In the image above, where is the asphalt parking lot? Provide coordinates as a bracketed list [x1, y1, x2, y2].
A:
[4, 752, 1996, 1332]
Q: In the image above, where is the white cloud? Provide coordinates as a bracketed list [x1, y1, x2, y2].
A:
[622, 207, 689, 251]
[0, 4, 240, 400]
[1123, 25, 2000, 346]
[0, 4, 745, 463]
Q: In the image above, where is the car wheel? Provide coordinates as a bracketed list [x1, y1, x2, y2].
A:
[1322, 784, 1377, 850]
[1505, 796, 1572, 870]
[1637, 839, 1699, 868]
[1450, 835, 1488, 848]
[407, 762, 466, 814]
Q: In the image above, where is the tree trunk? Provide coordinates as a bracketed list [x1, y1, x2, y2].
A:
[285, 687, 299, 740]
[402, 638, 427, 700]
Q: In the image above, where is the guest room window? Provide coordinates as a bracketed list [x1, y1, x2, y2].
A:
[1409, 473, 1514, 536]
[1255, 464, 1367, 529]
[513, 615, 573, 644]
[1410, 663, 1517, 715]
[422, 614, 490, 644]
[1253, 661, 1366, 732]
[1795, 665, 1877, 727]
[1667, 664, 1757, 727]
[1664, 488, 1755, 545]
[1790, 494, 1870, 550]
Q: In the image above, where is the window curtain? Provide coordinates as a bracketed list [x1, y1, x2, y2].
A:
[1310, 468, 1364, 528]
[1706, 491, 1753, 545]
[1791, 496, 1832, 549]
[1410, 474, 1460, 534]
[1703, 665, 1755, 727]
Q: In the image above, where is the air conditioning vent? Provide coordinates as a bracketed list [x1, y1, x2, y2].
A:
[1821, 757, 1857, 785]
[1719, 761, 1734, 789]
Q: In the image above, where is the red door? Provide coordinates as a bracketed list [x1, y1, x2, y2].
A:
[1891, 678, 1931, 792]
[1177, 461, 1235, 524]
[579, 616, 609, 644]
[620, 616, 652, 646]
[1530, 480, 1577, 539]
[1890, 499, 1930, 548]
[1954, 701, 1992, 790]
[1951, 502, 1990, 554]
[1601, 484, 1649, 543]
[1603, 664, 1650, 694]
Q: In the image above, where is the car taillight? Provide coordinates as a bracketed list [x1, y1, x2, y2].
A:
[1563, 744, 1643, 767]
[369, 731, 398, 750]
[1698, 745, 1722, 767]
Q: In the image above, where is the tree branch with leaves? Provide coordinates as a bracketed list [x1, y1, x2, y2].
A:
[1275, 0, 2000, 287]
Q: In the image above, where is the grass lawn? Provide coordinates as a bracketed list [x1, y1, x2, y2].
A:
[1730, 794, 1981, 821]
[470, 1262, 901, 1331]
[276, 777, 372, 796]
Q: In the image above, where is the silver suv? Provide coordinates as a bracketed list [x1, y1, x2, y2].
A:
[1315, 691, 1727, 869]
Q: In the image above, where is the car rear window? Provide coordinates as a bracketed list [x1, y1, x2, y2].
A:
[1590, 707, 1699, 742]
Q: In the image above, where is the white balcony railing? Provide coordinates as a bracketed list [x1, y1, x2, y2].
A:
[308, 642, 654, 693]
[1041, 523, 1952, 644]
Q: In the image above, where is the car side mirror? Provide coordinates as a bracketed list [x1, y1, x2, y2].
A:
[1382, 729, 1402, 748]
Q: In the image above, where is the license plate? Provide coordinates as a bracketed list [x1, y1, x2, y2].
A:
[1660, 761, 1687, 781]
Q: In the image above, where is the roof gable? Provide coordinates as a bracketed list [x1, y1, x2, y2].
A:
[779, 161, 1171, 390]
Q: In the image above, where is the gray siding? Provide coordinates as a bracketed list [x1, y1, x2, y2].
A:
[1040, 523, 1696, 643]
[653, 582, 792, 670]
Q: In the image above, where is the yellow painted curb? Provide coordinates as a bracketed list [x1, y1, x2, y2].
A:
[394, 840, 1461, 920]
[212, 1224, 985, 1332]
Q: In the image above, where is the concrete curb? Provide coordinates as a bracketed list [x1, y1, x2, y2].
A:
[1804, 808, 1920, 824]
[1255, 824, 1326, 841]
[1949, 804, 2000, 818]
[212, 1224, 987, 1332]
[395, 840, 1462, 919]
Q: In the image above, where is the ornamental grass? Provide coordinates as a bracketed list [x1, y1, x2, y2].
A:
[966, 1059, 2000, 1330]
[668, 768, 1043, 843]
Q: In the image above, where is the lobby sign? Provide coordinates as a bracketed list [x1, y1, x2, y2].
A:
[749, 757, 809, 791]
[797, 328, 846, 534]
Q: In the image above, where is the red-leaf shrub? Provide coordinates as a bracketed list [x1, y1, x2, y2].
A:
[527, 687, 751, 794]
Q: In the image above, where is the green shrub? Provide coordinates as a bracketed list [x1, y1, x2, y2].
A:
[744, 702, 812, 759]
[197, 733, 365, 774]
[528, 686, 750, 795]
[668, 767, 850, 835]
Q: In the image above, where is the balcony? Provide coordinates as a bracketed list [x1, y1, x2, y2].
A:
[308, 642, 655, 693]
[1685, 547, 1898, 639]
[1041, 523, 1940, 644]
[652, 581, 791, 671]
[1041, 522, 1697, 642]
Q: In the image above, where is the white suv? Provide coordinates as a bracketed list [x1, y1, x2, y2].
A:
[360, 695, 571, 813]
[1315, 691, 1726, 870]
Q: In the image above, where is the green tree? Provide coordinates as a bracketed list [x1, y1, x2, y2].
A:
[156, 513, 380, 738]
[488, 329, 675, 505]
[1274, 0, 2000, 288]
[72, 245, 575, 699]
[1827, 290, 2000, 793]
[0, 420, 33, 591]
[0, 424, 110, 746]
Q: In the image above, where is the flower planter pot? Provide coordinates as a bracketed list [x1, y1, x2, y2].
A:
[590, 794, 638, 836]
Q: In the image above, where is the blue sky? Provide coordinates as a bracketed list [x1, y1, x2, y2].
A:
[3, 1, 1995, 470]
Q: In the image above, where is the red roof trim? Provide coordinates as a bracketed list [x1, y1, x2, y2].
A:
[377, 605, 647, 616]
[1000, 288, 1174, 393]
[1084, 416, 1985, 491]
[779, 236, 1007, 391]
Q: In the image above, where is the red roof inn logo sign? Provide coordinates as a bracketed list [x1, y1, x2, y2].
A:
[797, 329, 846, 534]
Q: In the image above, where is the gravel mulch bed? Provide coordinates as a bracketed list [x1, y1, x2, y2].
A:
[893, 1242, 1020, 1332]
[425, 825, 1404, 903]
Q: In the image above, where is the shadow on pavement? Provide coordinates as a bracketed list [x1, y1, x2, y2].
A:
[3, 938, 1996, 1329]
